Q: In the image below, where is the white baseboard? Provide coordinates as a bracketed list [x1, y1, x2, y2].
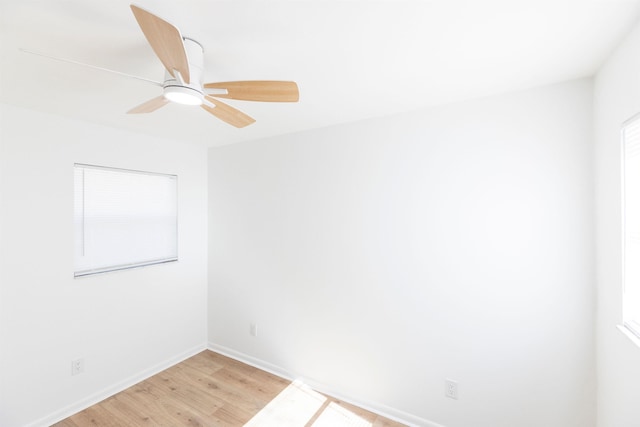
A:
[207, 341, 445, 427]
[26, 342, 207, 427]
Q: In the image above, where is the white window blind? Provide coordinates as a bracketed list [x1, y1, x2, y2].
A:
[622, 116, 640, 338]
[74, 164, 178, 277]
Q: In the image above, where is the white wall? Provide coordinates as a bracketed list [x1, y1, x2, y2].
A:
[593, 20, 640, 427]
[208, 79, 595, 427]
[0, 104, 208, 427]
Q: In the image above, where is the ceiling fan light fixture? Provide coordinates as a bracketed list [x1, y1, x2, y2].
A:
[163, 85, 203, 106]
[123, 6, 297, 126]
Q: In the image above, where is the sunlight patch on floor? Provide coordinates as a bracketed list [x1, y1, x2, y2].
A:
[244, 380, 326, 426]
[244, 379, 372, 427]
[311, 401, 372, 427]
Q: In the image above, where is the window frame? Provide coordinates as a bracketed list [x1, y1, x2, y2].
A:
[621, 114, 640, 339]
[73, 163, 178, 277]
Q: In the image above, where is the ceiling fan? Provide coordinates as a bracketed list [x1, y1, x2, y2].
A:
[23, 4, 300, 128]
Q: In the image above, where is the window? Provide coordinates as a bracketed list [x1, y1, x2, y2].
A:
[74, 164, 178, 277]
[622, 115, 640, 338]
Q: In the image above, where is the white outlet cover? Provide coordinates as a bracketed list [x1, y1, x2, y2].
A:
[445, 379, 458, 399]
[71, 358, 84, 375]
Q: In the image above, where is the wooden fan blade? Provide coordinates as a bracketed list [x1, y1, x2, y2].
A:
[127, 96, 169, 114]
[202, 96, 256, 128]
[204, 81, 299, 102]
[130, 4, 190, 84]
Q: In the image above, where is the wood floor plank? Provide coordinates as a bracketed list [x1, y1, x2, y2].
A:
[168, 363, 268, 414]
[181, 351, 226, 376]
[100, 395, 156, 426]
[52, 419, 82, 427]
[66, 404, 123, 427]
[145, 370, 224, 415]
[211, 365, 288, 404]
[118, 384, 185, 427]
[53, 350, 407, 427]
[210, 403, 256, 426]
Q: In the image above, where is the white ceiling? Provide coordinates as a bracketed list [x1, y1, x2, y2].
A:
[1, 0, 639, 147]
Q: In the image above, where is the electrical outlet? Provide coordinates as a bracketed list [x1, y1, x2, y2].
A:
[71, 358, 84, 376]
[250, 322, 258, 337]
[445, 379, 458, 399]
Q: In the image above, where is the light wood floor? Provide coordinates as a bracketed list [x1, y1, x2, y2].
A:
[54, 350, 406, 427]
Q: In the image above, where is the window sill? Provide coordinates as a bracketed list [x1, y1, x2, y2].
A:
[617, 324, 640, 349]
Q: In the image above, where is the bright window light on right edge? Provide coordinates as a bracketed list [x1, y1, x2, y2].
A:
[621, 114, 640, 338]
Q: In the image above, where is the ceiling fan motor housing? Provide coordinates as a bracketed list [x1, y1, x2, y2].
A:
[162, 38, 205, 105]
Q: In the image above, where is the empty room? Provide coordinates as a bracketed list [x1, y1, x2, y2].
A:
[2, 1, 640, 426]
